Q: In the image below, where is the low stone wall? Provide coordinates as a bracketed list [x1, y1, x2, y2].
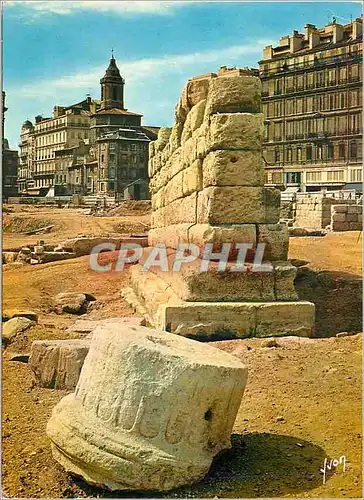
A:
[294, 196, 356, 230]
[331, 204, 362, 231]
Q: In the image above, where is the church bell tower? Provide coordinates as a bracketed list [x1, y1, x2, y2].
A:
[100, 53, 125, 110]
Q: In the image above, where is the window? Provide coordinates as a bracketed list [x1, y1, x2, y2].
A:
[101, 154, 105, 163]
[350, 142, 357, 159]
[317, 145, 323, 160]
[109, 153, 116, 163]
[297, 147, 302, 162]
[306, 145, 312, 161]
[338, 144, 346, 159]
[286, 148, 292, 162]
[285, 172, 301, 184]
[274, 149, 280, 163]
[306, 171, 323, 182]
[350, 169, 362, 182]
[327, 170, 344, 182]
[131, 144, 136, 151]
[327, 144, 334, 159]
[110, 167, 116, 178]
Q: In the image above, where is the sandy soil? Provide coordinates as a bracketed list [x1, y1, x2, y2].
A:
[2, 206, 362, 498]
[3, 205, 150, 249]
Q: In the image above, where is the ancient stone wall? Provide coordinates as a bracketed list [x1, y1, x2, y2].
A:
[148, 74, 288, 261]
[330, 204, 362, 231]
[294, 195, 356, 230]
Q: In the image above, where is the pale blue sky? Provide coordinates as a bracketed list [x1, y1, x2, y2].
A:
[3, 1, 361, 149]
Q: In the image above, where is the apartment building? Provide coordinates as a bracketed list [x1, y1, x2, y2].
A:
[259, 17, 363, 192]
[19, 97, 100, 194]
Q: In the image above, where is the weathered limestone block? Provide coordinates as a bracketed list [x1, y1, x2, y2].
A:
[169, 123, 183, 153]
[153, 263, 276, 302]
[165, 171, 184, 205]
[349, 222, 361, 230]
[2, 317, 35, 345]
[332, 213, 346, 223]
[155, 128, 172, 151]
[46, 324, 248, 491]
[332, 205, 347, 213]
[207, 113, 264, 152]
[66, 317, 146, 336]
[188, 223, 257, 254]
[187, 77, 211, 107]
[148, 224, 192, 249]
[257, 223, 289, 261]
[54, 292, 88, 315]
[347, 205, 361, 214]
[332, 222, 350, 231]
[202, 150, 265, 187]
[61, 237, 121, 257]
[205, 75, 261, 116]
[153, 193, 198, 228]
[273, 262, 298, 301]
[3, 251, 18, 264]
[197, 186, 280, 224]
[29, 339, 91, 389]
[159, 302, 257, 338]
[183, 160, 203, 197]
[255, 302, 315, 337]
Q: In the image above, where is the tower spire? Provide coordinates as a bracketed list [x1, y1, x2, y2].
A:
[100, 54, 125, 110]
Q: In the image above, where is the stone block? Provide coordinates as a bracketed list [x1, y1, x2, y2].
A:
[188, 224, 256, 250]
[156, 128, 172, 151]
[332, 205, 348, 214]
[169, 123, 183, 153]
[349, 222, 362, 231]
[161, 302, 257, 338]
[205, 75, 261, 116]
[257, 223, 288, 261]
[332, 213, 346, 223]
[46, 324, 247, 491]
[182, 160, 203, 197]
[197, 186, 280, 224]
[255, 302, 315, 337]
[2, 317, 35, 345]
[346, 213, 358, 222]
[347, 205, 361, 214]
[148, 224, 192, 249]
[207, 113, 264, 152]
[29, 339, 91, 390]
[332, 222, 350, 231]
[189, 99, 206, 132]
[66, 317, 146, 336]
[358, 214, 362, 223]
[202, 150, 265, 187]
[273, 262, 298, 301]
[165, 171, 184, 205]
[3, 251, 18, 264]
[187, 76, 211, 106]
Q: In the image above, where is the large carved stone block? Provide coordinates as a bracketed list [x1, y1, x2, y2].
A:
[205, 75, 261, 115]
[207, 113, 264, 152]
[197, 186, 280, 224]
[47, 324, 247, 491]
[202, 150, 265, 187]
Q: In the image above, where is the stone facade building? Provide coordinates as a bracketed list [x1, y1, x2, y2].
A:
[18, 56, 158, 198]
[19, 97, 100, 194]
[260, 17, 363, 192]
[2, 91, 19, 200]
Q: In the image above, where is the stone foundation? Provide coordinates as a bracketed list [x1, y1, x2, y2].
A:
[129, 71, 314, 339]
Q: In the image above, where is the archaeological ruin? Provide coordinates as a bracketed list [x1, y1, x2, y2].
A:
[125, 72, 315, 339]
[46, 324, 248, 491]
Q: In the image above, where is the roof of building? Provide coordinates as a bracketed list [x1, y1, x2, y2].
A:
[97, 127, 151, 142]
[94, 108, 142, 116]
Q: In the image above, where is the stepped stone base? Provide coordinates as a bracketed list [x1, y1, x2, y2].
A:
[123, 264, 315, 339]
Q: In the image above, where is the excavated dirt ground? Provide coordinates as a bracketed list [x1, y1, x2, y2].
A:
[2, 206, 362, 498]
